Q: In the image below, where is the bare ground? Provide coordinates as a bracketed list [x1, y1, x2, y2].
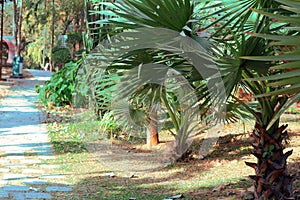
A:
[82, 116, 300, 199]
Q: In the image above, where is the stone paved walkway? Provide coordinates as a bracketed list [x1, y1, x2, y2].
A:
[0, 70, 72, 199]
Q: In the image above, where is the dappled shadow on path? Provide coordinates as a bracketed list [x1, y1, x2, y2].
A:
[0, 78, 48, 131]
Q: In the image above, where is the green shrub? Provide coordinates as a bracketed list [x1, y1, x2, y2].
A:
[52, 47, 72, 66]
[36, 61, 79, 108]
[66, 32, 83, 45]
[99, 111, 122, 137]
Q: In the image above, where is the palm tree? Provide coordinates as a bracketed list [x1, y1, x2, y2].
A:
[242, 1, 300, 198]
[200, 0, 299, 198]
[84, 0, 214, 151]
[84, 0, 299, 198]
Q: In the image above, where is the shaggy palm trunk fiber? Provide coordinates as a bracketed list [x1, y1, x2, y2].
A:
[246, 123, 294, 199]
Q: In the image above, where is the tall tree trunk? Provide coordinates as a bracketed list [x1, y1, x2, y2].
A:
[50, 0, 54, 71]
[17, 1, 22, 56]
[0, 1, 4, 79]
[13, 0, 23, 57]
[147, 108, 159, 147]
[246, 123, 294, 199]
[13, 0, 18, 55]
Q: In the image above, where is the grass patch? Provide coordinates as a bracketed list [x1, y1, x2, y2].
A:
[48, 116, 102, 154]
[285, 106, 300, 114]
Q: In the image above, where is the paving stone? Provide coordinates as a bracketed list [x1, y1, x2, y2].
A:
[22, 143, 42, 148]
[3, 185, 30, 191]
[5, 155, 25, 160]
[46, 186, 72, 192]
[12, 192, 26, 200]
[0, 191, 9, 198]
[5, 151, 25, 156]
[3, 146, 31, 152]
[0, 160, 10, 164]
[41, 174, 65, 179]
[0, 146, 19, 151]
[25, 192, 52, 199]
[22, 179, 49, 185]
[20, 159, 42, 164]
[39, 165, 58, 169]
[6, 164, 27, 168]
[0, 180, 8, 185]
[0, 168, 10, 173]
[22, 169, 44, 174]
[3, 174, 28, 180]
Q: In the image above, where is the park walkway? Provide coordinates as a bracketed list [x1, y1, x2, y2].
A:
[0, 70, 72, 199]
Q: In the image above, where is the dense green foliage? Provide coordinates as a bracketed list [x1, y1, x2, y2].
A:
[37, 61, 79, 107]
[51, 47, 72, 66]
[66, 32, 83, 46]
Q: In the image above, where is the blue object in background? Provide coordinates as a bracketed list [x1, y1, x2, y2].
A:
[12, 56, 23, 77]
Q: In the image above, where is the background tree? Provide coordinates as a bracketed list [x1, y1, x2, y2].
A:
[20, 0, 86, 68]
[56, 0, 85, 35]
[13, 0, 23, 56]
[3, 1, 14, 36]
[22, 0, 52, 68]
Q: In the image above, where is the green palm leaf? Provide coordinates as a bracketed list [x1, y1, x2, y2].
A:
[242, 0, 300, 129]
[197, 0, 281, 37]
[243, 0, 300, 95]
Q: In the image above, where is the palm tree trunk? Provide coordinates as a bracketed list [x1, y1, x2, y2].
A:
[246, 123, 294, 199]
[147, 108, 159, 147]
